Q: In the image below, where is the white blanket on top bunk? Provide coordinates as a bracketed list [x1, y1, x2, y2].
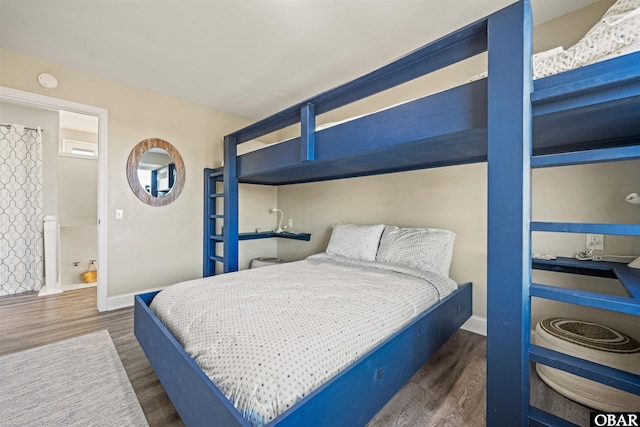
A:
[534, 0, 640, 78]
[466, 0, 640, 82]
[150, 253, 457, 427]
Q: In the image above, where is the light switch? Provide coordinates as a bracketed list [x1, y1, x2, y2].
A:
[115, 209, 124, 220]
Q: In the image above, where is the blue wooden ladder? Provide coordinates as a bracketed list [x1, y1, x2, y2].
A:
[203, 136, 240, 277]
[203, 136, 240, 276]
[487, 2, 640, 424]
[527, 147, 640, 426]
[203, 167, 225, 276]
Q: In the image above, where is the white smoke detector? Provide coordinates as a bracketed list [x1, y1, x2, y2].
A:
[37, 73, 58, 89]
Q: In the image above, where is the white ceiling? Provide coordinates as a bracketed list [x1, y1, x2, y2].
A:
[0, 0, 597, 121]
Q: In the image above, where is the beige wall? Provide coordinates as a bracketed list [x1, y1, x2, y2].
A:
[57, 153, 99, 285]
[276, 0, 640, 336]
[58, 155, 97, 226]
[1, 48, 276, 298]
[60, 128, 98, 144]
[534, 0, 615, 52]
[277, 163, 489, 309]
[57, 151, 99, 286]
[57, 127, 99, 227]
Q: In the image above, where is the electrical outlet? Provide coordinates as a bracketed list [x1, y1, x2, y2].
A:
[287, 218, 293, 228]
[586, 233, 604, 250]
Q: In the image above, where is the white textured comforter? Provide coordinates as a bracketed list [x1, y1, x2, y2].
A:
[150, 253, 457, 426]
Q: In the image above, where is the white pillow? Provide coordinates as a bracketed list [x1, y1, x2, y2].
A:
[326, 223, 385, 261]
[376, 226, 455, 278]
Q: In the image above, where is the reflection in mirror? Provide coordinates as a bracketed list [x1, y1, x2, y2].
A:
[137, 148, 176, 197]
[126, 138, 185, 207]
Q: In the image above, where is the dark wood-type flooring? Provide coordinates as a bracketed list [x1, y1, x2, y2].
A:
[0, 288, 591, 426]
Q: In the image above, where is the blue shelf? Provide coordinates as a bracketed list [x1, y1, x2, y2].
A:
[530, 344, 640, 395]
[528, 406, 580, 427]
[240, 231, 311, 241]
[209, 231, 311, 242]
[532, 256, 640, 299]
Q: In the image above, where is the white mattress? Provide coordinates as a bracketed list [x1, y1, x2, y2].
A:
[150, 253, 457, 426]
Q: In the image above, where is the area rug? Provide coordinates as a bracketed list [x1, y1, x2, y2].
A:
[0, 330, 149, 426]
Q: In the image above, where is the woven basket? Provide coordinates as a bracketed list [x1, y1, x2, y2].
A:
[535, 318, 640, 411]
[250, 257, 283, 269]
[81, 262, 98, 283]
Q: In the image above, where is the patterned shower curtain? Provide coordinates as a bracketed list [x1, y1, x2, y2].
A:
[0, 124, 44, 295]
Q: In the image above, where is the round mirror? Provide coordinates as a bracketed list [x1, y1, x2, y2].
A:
[138, 148, 175, 197]
[126, 138, 185, 206]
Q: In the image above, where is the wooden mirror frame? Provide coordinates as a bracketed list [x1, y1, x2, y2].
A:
[126, 138, 186, 207]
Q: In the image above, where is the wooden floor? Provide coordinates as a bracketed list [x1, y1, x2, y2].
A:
[0, 288, 590, 426]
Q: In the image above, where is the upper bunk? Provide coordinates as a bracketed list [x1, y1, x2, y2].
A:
[221, 2, 640, 186]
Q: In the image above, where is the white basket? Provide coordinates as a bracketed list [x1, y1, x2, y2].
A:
[250, 257, 283, 269]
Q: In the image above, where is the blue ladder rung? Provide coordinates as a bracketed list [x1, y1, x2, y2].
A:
[528, 406, 579, 427]
[531, 222, 640, 236]
[531, 54, 640, 114]
[209, 193, 224, 198]
[530, 344, 640, 395]
[532, 145, 640, 168]
[209, 235, 223, 242]
[209, 169, 224, 178]
[531, 283, 640, 315]
[209, 255, 224, 263]
[209, 215, 224, 219]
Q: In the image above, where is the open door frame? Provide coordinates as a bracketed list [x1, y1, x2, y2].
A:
[0, 86, 109, 311]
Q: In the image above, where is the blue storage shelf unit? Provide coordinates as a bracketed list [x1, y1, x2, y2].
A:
[199, 1, 640, 424]
[203, 171, 311, 277]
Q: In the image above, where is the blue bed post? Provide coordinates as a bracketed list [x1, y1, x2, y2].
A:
[223, 135, 239, 273]
[486, 1, 532, 426]
[300, 102, 315, 162]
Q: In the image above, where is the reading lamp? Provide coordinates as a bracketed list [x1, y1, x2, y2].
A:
[626, 193, 640, 205]
[625, 193, 640, 268]
[270, 208, 284, 233]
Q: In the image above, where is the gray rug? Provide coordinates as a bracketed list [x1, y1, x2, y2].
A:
[0, 330, 149, 426]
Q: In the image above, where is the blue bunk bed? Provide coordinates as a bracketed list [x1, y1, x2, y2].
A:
[135, 1, 640, 425]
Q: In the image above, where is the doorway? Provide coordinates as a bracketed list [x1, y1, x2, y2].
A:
[0, 86, 108, 311]
[58, 110, 99, 291]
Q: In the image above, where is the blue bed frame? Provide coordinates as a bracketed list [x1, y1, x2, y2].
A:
[135, 283, 472, 426]
[138, 0, 640, 425]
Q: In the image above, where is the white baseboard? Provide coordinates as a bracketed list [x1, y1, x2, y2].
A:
[38, 287, 63, 297]
[63, 282, 97, 291]
[461, 315, 487, 336]
[106, 286, 166, 311]
[460, 316, 536, 339]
